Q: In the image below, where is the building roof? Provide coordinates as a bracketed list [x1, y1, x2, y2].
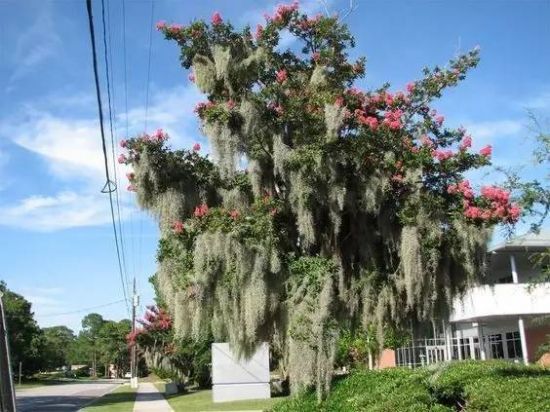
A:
[490, 231, 550, 252]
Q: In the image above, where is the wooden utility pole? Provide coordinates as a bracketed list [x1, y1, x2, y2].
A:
[0, 291, 16, 412]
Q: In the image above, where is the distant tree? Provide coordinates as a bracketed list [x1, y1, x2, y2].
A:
[0, 281, 45, 376]
[78, 313, 105, 378]
[97, 319, 131, 378]
[42, 326, 75, 370]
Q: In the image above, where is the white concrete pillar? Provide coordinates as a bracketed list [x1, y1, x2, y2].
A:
[510, 254, 519, 283]
[518, 317, 529, 365]
[443, 321, 452, 361]
[475, 323, 486, 360]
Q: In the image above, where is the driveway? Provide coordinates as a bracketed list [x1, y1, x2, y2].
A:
[16, 380, 123, 411]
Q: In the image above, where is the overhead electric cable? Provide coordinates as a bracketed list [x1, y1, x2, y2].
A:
[40, 299, 127, 318]
[100, 0, 131, 298]
[86, 0, 130, 315]
[144, 0, 155, 132]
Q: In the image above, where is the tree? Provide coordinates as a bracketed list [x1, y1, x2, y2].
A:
[42, 326, 75, 370]
[97, 320, 131, 378]
[79, 313, 105, 378]
[0, 281, 45, 376]
[121, 3, 520, 398]
[128, 305, 212, 388]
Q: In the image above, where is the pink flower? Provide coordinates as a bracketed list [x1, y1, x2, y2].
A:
[120, 139, 128, 148]
[227, 99, 236, 110]
[193, 143, 201, 151]
[211, 12, 223, 25]
[188, 73, 195, 83]
[156, 21, 166, 31]
[229, 209, 240, 220]
[460, 135, 472, 150]
[126, 172, 135, 181]
[312, 52, 320, 62]
[127, 184, 136, 192]
[153, 129, 166, 141]
[194, 203, 209, 218]
[118, 154, 127, 164]
[508, 205, 521, 222]
[384, 93, 394, 106]
[255, 24, 264, 40]
[270, 208, 278, 216]
[433, 149, 454, 162]
[420, 135, 434, 148]
[275, 69, 288, 83]
[464, 206, 482, 219]
[406, 82, 415, 93]
[479, 145, 492, 157]
[334, 96, 345, 107]
[172, 220, 184, 234]
[435, 115, 445, 126]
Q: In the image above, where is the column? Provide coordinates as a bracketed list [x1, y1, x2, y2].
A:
[476, 322, 486, 360]
[510, 254, 519, 283]
[518, 317, 529, 365]
[443, 321, 452, 361]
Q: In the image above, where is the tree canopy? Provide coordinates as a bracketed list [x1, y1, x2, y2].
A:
[120, 3, 520, 397]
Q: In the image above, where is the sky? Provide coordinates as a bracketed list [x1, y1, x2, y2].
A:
[0, 0, 548, 332]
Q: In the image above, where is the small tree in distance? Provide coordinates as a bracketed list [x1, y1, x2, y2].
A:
[120, 2, 520, 399]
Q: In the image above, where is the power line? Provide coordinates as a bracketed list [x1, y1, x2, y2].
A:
[144, 0, 155, 132]
[100, 0, 131, 300]
[85, 0, 130, 315]
[40, 299, 127, 318]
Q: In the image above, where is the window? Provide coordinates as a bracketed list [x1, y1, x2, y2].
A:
[489, 334, 504, 359]
[505, 331, 523, 359]
[460, 338, 471, 360]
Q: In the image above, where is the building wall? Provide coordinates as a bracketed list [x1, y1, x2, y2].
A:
[526, 324, 550, 363]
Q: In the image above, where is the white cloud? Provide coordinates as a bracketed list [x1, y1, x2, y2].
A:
[0, 84, 202, 231]
[0, 191, 118, 231]
[464, 119, 524, 142]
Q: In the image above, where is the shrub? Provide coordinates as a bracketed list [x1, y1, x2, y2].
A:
[270, 361, 550, 411]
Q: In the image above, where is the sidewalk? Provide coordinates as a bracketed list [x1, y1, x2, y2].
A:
[133, 382, 174, 412]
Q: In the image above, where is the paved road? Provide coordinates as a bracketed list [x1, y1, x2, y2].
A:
[16, 381, 123, 412]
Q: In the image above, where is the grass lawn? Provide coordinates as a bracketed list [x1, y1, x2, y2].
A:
[81, 384, 137, 412]
[164, 390, 288, 412]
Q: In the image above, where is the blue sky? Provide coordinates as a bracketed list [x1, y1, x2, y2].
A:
[0, 0, 548, 332]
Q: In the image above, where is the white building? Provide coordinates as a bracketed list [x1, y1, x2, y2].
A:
[391, 232, 550, 368]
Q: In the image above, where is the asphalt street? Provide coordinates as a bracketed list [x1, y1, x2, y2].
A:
[15, 381, 122, 412]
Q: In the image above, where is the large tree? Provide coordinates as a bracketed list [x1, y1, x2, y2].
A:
[120, 3, 520, 397]
[42, 326, 75, 370]
[0, 281, 45, 376]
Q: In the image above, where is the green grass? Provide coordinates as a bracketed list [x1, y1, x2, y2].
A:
[81, 384, 137, 412]
[164, 389, 288, 411]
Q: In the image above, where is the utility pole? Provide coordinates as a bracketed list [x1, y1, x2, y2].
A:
[0, 291, 16, 412]
[130, 279, 139, 389]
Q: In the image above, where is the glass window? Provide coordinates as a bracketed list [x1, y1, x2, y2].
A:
[505, 331, 523, 359]
[489, 334, 504, 359]
[460, 338, 471, 360]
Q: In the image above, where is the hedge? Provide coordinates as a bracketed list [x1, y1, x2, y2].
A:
[270, 361, 550, 411]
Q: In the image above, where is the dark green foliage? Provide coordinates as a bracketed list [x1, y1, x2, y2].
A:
[271, 361, 550, 412]
[0, 281, 46, 376]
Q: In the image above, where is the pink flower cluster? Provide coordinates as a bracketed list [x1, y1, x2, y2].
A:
[194, 203, 209, 218]
[193, 143, 201, 151]
[275, 69, 288, 83]
[255, 24, 264, 40]
[460, 135, 472, 151]
[194, 101, 216, 114]
[383, 108, 404, 130]
[172, 220, 185, 234]
[211, 12, 223, 25]
[448, 181, 521, 223]
[294, 14, 322, 30]
[479, 145, 492, 157]
[266, 1, 299, 24]
[433, 149, 454, 162]
[229, 209, 240, 220]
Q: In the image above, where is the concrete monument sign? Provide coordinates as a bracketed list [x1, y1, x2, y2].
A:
[211, 342, 270, 403]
